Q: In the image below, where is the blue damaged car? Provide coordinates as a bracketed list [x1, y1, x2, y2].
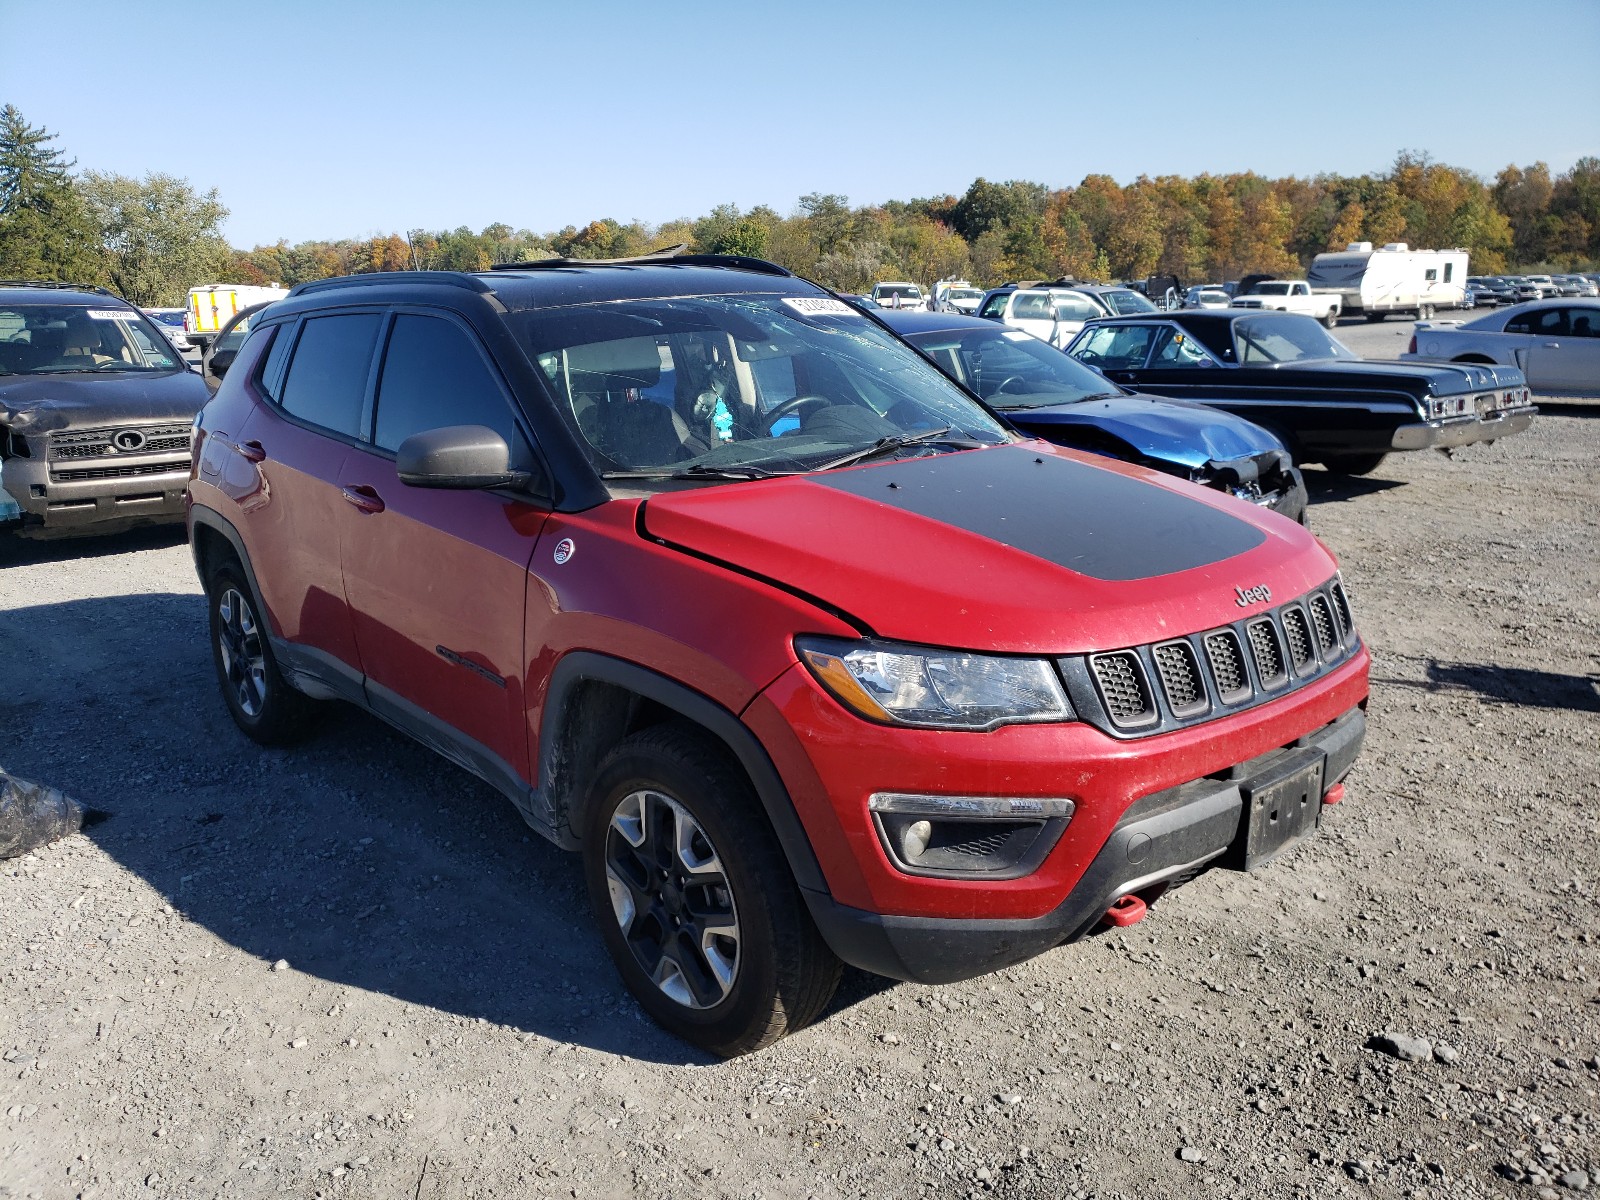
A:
[882, 310, 1308, 524]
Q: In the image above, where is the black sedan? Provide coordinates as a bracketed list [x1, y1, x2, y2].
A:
[1062, 310, 1535, 475]
[881, 310, 1307, 522]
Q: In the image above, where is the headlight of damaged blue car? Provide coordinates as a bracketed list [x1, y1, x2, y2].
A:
[796, 636, 1074, 730]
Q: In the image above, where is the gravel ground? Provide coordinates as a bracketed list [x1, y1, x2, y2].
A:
[2, 321, 1596, 1200]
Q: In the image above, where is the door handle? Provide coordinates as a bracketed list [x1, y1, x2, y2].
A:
[234, 439, 266, 462]
[1541, 341, 1560, 348]
[340, 485, 385, 515]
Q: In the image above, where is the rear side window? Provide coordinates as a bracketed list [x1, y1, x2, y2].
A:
[373, 314, 526, 454]
[258, 324, 292, 402]
[277, 313, 382, 437]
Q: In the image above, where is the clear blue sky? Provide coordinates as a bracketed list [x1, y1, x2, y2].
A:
[3, 0, 1596, 248]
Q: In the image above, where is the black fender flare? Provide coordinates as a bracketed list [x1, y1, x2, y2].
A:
[538, 650, 827, 895]
[188, 506, 276, 633]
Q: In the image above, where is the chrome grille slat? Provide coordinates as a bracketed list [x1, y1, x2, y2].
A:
[1089, 651, 1156, 728]
[1152, 641, 1207, 717]
[1203, 630, 1251, 704]
[48, 424, 192, 460]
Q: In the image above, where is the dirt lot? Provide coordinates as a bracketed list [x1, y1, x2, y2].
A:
[2, 322, 1596, 1200]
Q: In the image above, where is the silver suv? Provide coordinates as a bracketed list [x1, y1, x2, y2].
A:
[0, 282, 209, 538]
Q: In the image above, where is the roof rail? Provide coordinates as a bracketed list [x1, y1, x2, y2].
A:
[489, 245, 793, 278]
[286, 271, 496, 298]
[0, 279, 118, 297]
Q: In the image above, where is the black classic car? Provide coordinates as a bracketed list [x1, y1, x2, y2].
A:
[1063, 310, 1537, 474]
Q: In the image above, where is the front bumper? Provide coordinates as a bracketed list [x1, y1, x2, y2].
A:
[805, 706, 1366, 983]
[1, 454, 189, 535]
[1390, 405, 1537, 451]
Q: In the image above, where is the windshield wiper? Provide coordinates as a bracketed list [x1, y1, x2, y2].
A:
[602, 463, 784, 482]
[811, 425, 984, 472]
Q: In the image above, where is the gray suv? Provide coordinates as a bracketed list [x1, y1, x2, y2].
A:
[0, 282, 210, 538]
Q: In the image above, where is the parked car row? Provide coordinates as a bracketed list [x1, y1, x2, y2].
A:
[1464, 272, 1600, 307]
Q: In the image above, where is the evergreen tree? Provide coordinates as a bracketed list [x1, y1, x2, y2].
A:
[0, 104, 102, 283]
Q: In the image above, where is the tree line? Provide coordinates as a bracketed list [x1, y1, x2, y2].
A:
[2, 103, 1596, 309]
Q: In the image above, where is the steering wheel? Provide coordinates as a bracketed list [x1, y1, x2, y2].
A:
[991, 375, 1028, 396]
[761, 394, 831, 434]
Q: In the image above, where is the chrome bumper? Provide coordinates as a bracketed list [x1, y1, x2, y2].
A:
[1390, 406, 1538, 451]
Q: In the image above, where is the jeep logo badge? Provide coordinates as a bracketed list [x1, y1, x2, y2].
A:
[111, 429, 147, 452]
[1235, 583, 1272, 607]
[553, 538, 575, 565]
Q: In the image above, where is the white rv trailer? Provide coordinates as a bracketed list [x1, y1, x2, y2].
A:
[1308, 242, 1469, 322]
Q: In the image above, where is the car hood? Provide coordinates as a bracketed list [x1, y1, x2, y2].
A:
[1269, 358, 1525, 394]
[640, 443, 1336, 654]
[999, 394, 1283, 470]
[0, 370, 210, 434]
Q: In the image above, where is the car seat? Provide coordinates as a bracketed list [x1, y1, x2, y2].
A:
[567, 338, 704, 468]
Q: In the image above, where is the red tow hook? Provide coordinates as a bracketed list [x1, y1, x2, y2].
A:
[1322, 783, 1346, 806]
[1102, 894, 1147, 928]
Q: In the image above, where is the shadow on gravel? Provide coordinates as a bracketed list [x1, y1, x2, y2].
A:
[1376, 658, 1600, 713]
[1, 592, 899, 1066]
[0, 523, 187, 567]
[1302, 469, 1407, 504]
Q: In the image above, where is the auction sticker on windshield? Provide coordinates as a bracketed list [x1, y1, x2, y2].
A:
[86, 309, 134, 321]
[783, 297, 855, 317]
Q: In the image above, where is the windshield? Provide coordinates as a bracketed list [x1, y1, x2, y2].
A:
[874, 285, 922, 300]
[1253, 282, 1292, 295]
[1233, 314, 1358, 364]
[0, 303, 181, 375]
[1100, 289, 1158, 315]
[148, 311, 185, 328]
[906, 326, 1120, 409]
[947, 288, 982, 302]
[513, 294, 1010, 483]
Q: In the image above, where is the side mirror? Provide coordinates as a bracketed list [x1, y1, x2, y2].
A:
[397, 425, 532, 490]
[209, 348, 236, 378]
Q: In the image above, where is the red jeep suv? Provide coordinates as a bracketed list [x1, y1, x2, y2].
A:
[187, 253, 1369, 1056]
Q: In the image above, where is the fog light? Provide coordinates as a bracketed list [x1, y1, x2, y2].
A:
[868, 793, 1075, 880]
[901, 820, 933, 860]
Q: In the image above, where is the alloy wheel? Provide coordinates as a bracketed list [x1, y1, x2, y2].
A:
[216, 587, 267, 718]
[604, 788, 740, 1009]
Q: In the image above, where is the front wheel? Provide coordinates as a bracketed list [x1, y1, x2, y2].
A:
[1321, 452, 1388, 476]
[582, 723, 842, 1057]
[207, 564, 316, 744]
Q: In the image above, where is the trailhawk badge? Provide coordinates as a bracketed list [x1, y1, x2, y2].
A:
[1234, 583, 1272, 607]
[553, 538, 576, 565]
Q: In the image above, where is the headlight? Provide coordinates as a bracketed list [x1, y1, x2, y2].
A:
[796, 636, 1074, 730]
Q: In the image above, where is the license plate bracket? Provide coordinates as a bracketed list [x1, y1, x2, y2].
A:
[1237, 750, 1324, 870]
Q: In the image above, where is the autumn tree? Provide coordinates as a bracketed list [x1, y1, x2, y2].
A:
[80, 171, 229, 306]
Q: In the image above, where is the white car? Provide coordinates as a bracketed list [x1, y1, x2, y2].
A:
[976, 287, 1106, 348]
[1402, 298, 1600, 396]
[1183, 286, 1232, 310]
[869, 281, 925, 311]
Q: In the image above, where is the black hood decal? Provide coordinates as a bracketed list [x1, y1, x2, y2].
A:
[810, 446, 1265, 582]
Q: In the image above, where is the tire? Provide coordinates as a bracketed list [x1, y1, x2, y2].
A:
[582, 722, 842, 1057]
[1364, 312, 1386, 323]
[1322, 310, 1339, 329]
[1320, 452, 1388, 476]
[206, 563, 315, 745]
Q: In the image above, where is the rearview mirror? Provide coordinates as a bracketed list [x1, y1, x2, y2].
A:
[397, 425, 532, 490]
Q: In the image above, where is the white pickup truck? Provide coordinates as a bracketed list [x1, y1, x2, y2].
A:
[1231, 280, 1342, 328]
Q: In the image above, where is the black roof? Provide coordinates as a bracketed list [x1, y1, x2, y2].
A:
[877, 310, 997, 336]
[279, 256, 822, 316]
[0, 282, 130, 306]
